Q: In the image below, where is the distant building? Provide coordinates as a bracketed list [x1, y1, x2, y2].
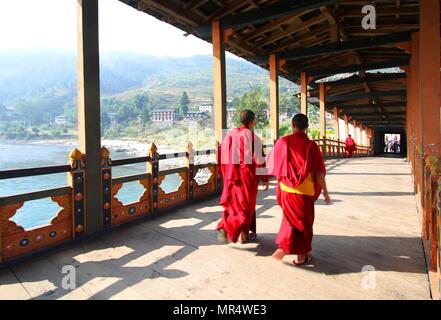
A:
[151, 109, 176, 122]
[184, 111, 205, 120]
[54, 116, 68, 125]
[198, 103, 213, 113]
[227, 108, 236, 122]
[107, 112, 118, 124]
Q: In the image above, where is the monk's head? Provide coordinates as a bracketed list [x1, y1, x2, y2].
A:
[240, 110, 256, 129]
[292, 113, 309, 133]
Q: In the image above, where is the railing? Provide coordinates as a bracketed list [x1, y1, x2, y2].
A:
[0, 142, 219, 263]
[314, 137, 372, 158]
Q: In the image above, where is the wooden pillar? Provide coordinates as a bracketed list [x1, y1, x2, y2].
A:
[269, 54, 279, 141]
[300, 71, 308, 115]
[359, 122, 364, 146]
[352, 120, 357, 144]
[344, 114, 349, 138]
[212, 20, 227, 143]
[420, 1, 440, 247]
[77, 0, 102, 235]
[333, 107, 340, 141]
[319, 83, 326, 138]
[420, 1, 441, 158]
[411, 32, 421, 196]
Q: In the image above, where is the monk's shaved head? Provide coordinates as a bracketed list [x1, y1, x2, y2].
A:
[240, 110, 256, 126]
[292, 113, 309, 131]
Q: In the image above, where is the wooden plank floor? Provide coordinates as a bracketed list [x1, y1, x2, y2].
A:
[0, 157, 431, 299]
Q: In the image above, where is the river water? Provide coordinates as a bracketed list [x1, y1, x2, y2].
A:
[0, 142, 185, 229]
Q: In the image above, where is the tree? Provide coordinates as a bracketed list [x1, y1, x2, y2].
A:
[178, 91, 190, 116]
[233, 87, 269, 129]
[140, 107, 151, 124]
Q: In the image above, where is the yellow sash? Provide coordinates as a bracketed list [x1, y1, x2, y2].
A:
[280, 173, 315, 196]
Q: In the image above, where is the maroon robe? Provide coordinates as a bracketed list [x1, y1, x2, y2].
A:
[345, 137, 356, 158]
[267, 131, 325, 254]
[216, 125, 267, 243]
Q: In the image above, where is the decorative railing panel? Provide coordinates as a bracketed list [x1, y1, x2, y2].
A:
[0, 187, 73, 262]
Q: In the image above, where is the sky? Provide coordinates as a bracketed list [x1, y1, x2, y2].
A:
[0, 0, 215, 57]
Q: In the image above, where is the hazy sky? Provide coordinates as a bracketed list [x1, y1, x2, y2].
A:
[0, 0, 215, 56]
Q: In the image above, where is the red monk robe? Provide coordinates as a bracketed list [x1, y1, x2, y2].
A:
[345, 136, 356, 158]
[217, 125, 268, 243]
[267, 131, 326, 256]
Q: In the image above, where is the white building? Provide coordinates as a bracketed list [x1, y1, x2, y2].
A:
[151, 109, 176, 122]
[198, 103, 213, 113]
[54, 116, 68, 125]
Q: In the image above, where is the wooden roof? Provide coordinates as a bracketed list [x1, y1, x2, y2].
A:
[118, 0, 424, 129]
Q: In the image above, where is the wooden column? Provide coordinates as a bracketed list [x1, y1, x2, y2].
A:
[77, 0, 102, 235]
[352, 120, 357, 144]
[420, 1, 441, 158]
[269, 54, 279, 141]
[333, 107, 340, 141]
[411, 32, 421, 195]
[319, 83, 326, 139]
[359, 122, 364, 146]
[300, 71, 308, 114]
[344, 114, 349, 138]
[212, 20, 227, 143]
[420, 1, 440, 248]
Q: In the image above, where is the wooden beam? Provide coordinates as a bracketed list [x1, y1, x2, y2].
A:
[311, 73, 406, 88]
[301, 71, 308, 114]
[77, 0, 102, 235]
[195, 0, 342, 35]
[318, 90, 407, 103]
[269, 54, 279, 141]
[327, 101, 406, 110]
[420, 0, 441, 158]
[266, 31, 412, 60]
[300, 57, 410, 79]
[319, 83, 326, 138]
[344, 114, 349, 138]
[333, 107, 340, 141]
[352, 119, 357, 143]
[212, 20, 227, 143]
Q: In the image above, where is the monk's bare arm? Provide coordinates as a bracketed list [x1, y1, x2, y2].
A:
[315, 172, 331, 204]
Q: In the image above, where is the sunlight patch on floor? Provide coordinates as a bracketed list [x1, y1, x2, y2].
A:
[74, 245, 134, 263]
[122, 245, 185, 267]
[159, 217, 203, 229]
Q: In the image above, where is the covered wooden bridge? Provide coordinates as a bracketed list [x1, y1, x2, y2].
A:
[0, 0, 440, 299]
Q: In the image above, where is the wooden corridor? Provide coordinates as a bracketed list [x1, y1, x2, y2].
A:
[0, 157, 431, 300]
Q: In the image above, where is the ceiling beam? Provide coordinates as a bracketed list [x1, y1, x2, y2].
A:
[312, 72, 406, 87]
[294, 57, 410, 80]
[310, 89, 406, 102]
[194, 0, 342, 36]
[327, 102, 406, 110]
[266, 31, 412, 60]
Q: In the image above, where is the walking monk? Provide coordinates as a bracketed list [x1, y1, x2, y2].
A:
[345, 134, 356, 158]
[267, 114, 331, 265]
[216, 110, 269, 244]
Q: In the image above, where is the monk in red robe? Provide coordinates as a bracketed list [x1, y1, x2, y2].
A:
[267, 114, 330, 265]
[216, 110, 269, 244]
[345, 134, 356, 158]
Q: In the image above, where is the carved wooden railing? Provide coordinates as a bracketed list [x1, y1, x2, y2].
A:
[314, 137, 372, 158]
[0, 143, 219, 263]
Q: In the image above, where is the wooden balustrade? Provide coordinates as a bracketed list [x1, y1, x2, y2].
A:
[313, 137, 371, 158]
[0, 143, 219, 263]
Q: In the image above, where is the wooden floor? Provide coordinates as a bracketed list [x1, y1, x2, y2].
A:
[0, 157, 431, 299]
